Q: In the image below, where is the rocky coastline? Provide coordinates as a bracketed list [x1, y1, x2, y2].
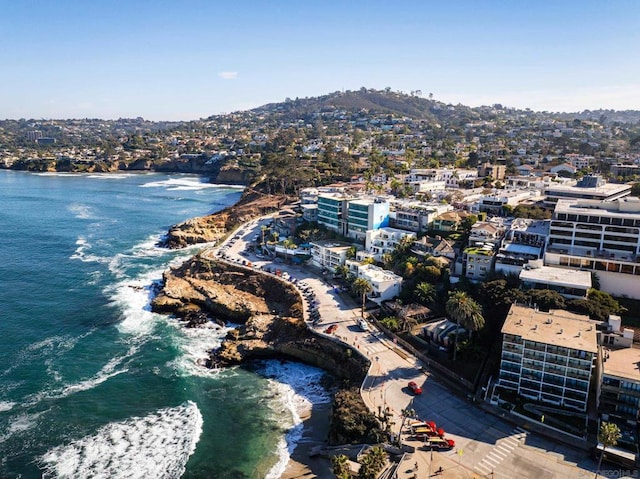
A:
[151, 253, 369, 384]
[158, 188, 288, 249]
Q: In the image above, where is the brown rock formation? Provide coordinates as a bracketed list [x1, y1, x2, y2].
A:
[151, 254, 369, 385]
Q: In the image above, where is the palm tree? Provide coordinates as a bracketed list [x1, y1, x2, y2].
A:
[352, 278, 373, 318]
[414, 282, 436, 306]
[332, 454, 350, 479]
[595, 422, 621, 478]
[358, 446, 387, 479]
[445, 291, 484, 360]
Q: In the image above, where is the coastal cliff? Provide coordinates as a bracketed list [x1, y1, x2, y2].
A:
[158, 189, 287, 248]
[151, 254, 369, 385]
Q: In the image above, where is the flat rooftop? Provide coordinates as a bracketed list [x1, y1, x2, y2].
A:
[554, 197, 640, 216]
[546, 182, 631, 196]
[604, 346, 640, 381]
[519, 265, 592, 289]
[502, 305, 598, 353]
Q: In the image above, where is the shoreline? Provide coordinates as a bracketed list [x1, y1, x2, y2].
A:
[155, 188, 340, 477]
[280, 402, 333, 479]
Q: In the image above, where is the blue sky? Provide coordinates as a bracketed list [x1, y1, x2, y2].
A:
[1, 0, 638, 120]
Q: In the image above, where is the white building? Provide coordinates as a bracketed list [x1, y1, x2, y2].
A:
[477, 189, 540, 214]
[543, 175, 631, 206]
[389, 200, 451, 233]
[346, 197, 390, 241]
[519, 264, 592, 299]
[544, 197, 640, 299]
[598, 316, 640, 425]
[309, 240, 352, 271]
[350, 263, 402, 304]
[365, 227, 416, 262]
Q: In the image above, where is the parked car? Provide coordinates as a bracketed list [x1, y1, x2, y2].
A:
[408, 381, 423, 395]
[357, 318, 370, 332]
[324, 324, 338, 334]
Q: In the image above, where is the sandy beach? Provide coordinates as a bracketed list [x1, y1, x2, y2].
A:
[281, 402, 334, 479]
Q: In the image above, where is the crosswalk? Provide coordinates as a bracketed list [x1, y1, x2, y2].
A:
[474, 427, 527, 476]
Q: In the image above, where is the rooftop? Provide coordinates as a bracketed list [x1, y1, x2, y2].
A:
[519, 265, 592, 289]
[554, 197, 640, 216]
[604, 346, 640, 381]
[502, 305, 598, 353]
[545, 181, 631, 196]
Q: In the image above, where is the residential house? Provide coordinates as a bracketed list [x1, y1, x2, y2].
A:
[309, 240, 352, 271]
[365, 227, 416, 262]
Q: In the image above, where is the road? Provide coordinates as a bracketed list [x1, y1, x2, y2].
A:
[210, 218, 606, 479]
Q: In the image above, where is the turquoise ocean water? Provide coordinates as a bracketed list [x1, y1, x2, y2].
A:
[0, 171, 329, 479]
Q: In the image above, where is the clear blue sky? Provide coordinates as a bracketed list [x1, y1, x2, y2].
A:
[1, 0, 638, 120]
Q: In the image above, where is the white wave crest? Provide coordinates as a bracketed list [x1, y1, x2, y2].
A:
[40, 401, 203, 479]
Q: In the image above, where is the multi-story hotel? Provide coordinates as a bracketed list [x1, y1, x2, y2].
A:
[497, 305, 598, 412]
[544, 197, 640, 299]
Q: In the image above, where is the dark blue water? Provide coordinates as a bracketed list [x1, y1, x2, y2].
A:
[0, 171, 329, 479]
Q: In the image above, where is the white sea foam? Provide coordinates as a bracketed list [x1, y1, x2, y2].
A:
[166, 321, 230, 378]
[68, 203, 96, 220]
[40, 401, 203, 479]
[140, 177, 222, 191]
[86, 173, 136, 179]
[260, 361, 331, 479]
[0, 401, 16, 412]
[70, 237, 110, 264]
[23, 346, 134, 407]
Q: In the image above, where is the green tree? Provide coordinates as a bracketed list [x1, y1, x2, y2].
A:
[414, 282, 436, 306]
[352, 278, 373, 318]
[595, 422, 621, 478]
[446, 291, 484, 360]
[332, 454, 350, 479]
[358, 446, 387, 479]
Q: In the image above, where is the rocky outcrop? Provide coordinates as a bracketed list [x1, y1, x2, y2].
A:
[158, 189, 288, 248]
[151, 254, 369, 385]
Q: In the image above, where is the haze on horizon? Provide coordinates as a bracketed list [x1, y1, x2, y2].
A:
[1, 0, 638, 121]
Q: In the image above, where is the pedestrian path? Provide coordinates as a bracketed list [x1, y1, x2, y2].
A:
[474, 427, 527, 476]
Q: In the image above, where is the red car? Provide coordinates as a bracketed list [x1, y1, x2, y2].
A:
[408, 381, 423, 395]
[324, 324, 338, 334]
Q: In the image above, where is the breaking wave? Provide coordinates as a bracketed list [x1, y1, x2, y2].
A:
[40, 401, 203, 479]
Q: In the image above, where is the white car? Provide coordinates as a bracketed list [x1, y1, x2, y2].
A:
[357, 319, 369, 332]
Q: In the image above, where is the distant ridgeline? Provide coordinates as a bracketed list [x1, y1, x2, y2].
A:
[1, 88, 640, 189]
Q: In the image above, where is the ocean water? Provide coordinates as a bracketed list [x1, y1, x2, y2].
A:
[0, 171, 330, 479]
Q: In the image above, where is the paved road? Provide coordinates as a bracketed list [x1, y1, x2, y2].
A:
[210, 219, 605, 479]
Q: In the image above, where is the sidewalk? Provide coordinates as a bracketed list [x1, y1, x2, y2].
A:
[394, 442, 476, 479]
